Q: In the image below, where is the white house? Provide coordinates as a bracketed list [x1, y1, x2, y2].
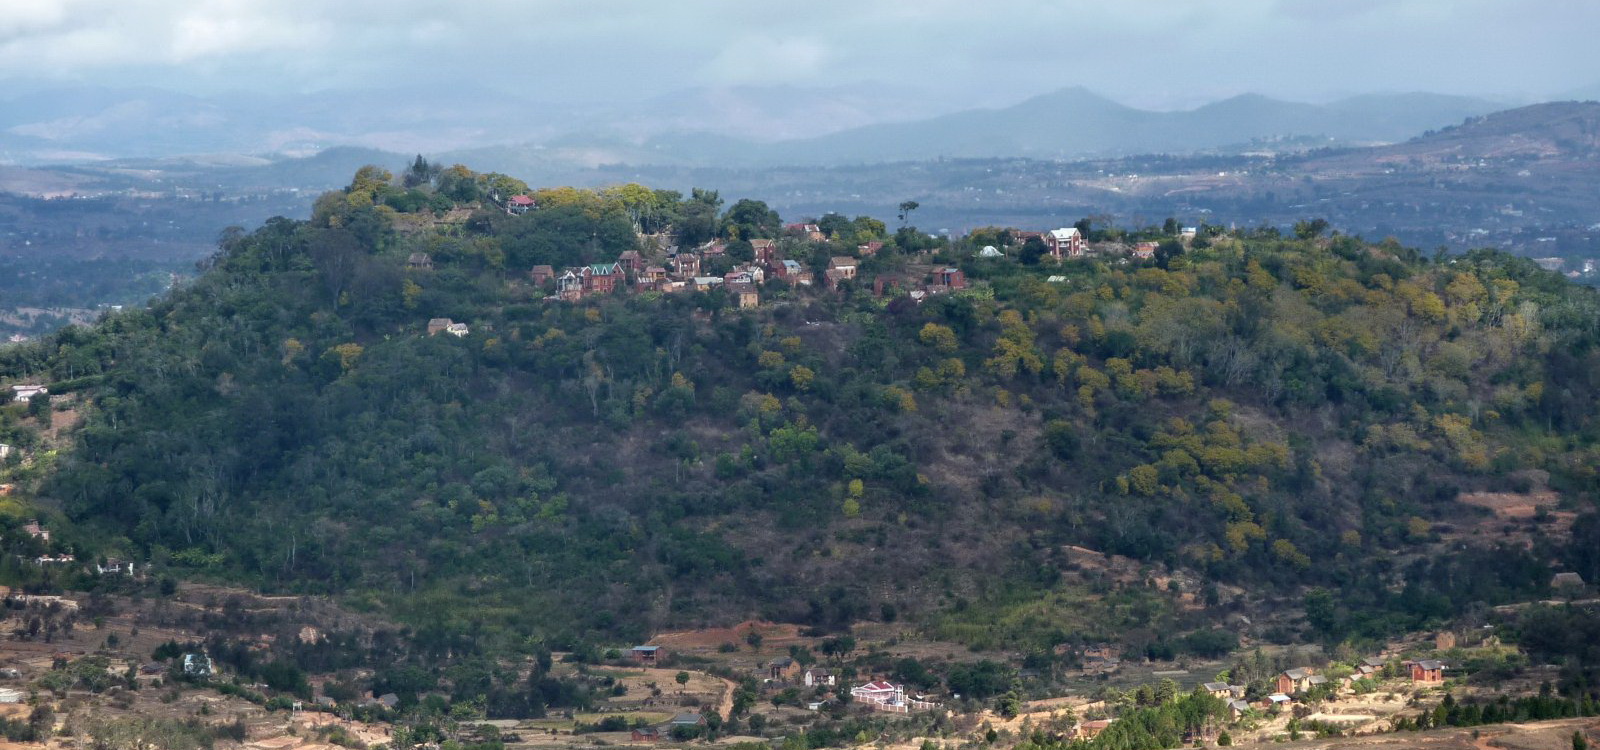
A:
[10, 385, 47, 403]
[445, 323, 470, 338]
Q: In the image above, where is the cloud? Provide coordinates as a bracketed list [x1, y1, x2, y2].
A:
[0, 0, 1592, 105]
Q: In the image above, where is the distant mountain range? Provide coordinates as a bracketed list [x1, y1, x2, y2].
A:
[0, 83, 1521, 169]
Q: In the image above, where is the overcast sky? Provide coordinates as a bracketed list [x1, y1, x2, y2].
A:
[2, 0, 1597, 108]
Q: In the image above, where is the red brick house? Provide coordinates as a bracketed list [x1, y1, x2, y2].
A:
[617, 250, 644, 275]
[934, 267, 966, 289]
[530, 265, 555, 286]
[1046, 227, 1086, 259]
[1075, 720, 1113, 740]
[752, 239, 778, 263]
[768, 657, 800, 681]
[1276, 668, 1313, 695]
[1132, 241, 1158, 260]
[631, 645, 662, 665]
[631, 727, 659, 742]
[1409, 660, 1444, 684]
[583, 263, 622, 294]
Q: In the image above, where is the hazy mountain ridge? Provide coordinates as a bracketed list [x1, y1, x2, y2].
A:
[0, 84, 1507, 169]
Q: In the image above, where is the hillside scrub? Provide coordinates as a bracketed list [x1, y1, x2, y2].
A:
[2, 165, 1598, 657]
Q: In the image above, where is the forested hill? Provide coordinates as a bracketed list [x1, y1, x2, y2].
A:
[3, 164, 1599, 655]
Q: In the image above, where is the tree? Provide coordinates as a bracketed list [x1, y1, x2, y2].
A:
[675, 671, 690, 691]
[1294, 218, 1330, 240]
[897, 200, 920, 227]
[722, 199, 780, 240]
[996, 690, 1021, 718]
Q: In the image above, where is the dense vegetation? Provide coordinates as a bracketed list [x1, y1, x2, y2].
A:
[3, 162, 1599, 664]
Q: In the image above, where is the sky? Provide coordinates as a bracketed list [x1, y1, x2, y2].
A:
[1, 0, 1597, 108]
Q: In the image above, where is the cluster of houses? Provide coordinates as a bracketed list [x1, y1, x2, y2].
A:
[1235, 658, 1447, 717]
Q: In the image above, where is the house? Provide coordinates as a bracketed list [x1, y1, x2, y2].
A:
[978, 245, 1004, 258]
[774, 259, 811, 285]
[1228, 699, 1251, 719]
[558, 270, 585, 301]
[21, 521, 48, 542]
[1081, 646, 1121, 675]
[377, 693, 401, 709]
[630, 727, 660, 742]
[10, 385, 47, 403]
[729, 283, 760, 309]
[858, 241, 884, 256]
[828, 257, 858, 279]
[1203, 682, 1231, 699]
[786, 223, 825, 242]
[639, 266, 668, 285]
[1045, 227, 1086, 259]
[631, 645, 661, 665]
[700, 241, 727, 257]
[618, 250, 644, 274]
[1552, 572, 1586, 591]
[95, 559, 134, 576]
[406, 253, 434, 271]
[768, 657, 800, 681]
[1306, 674, 1329, 689]
[0, 688, 22, 704]
[315, 696, 337, 709]
[669, 713, 705, 727]
[752, 239, 778, 263]
[530, 265, 555, 285]
[803, 668, 834, 687]
[583, 263, 622, 294]
[427, 318, 453, 336]
[1264, 693, 1292, 710]
[0, 444, 10, 460]
[1074, 720, 1113, 740]
[1180, 227, 1199, 241]
[1132, 241, 1159, 260]
[445, 323, 470, 338]
[1409, 659, 1444, 684]
[507, 194, 536, 215]
[823, 268, 849, 290]
[183, 653, 214, 678]
[934, 267, 966, 290]
[1276, 668, 1314, 695]
[673, 253, 701, 279]
[851, 681, 905, 706]
[873, 276, 908, 297]
[1435, 631, 1458, 650]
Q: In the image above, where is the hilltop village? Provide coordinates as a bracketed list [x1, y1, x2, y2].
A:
[1, 163, 1598, 750]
